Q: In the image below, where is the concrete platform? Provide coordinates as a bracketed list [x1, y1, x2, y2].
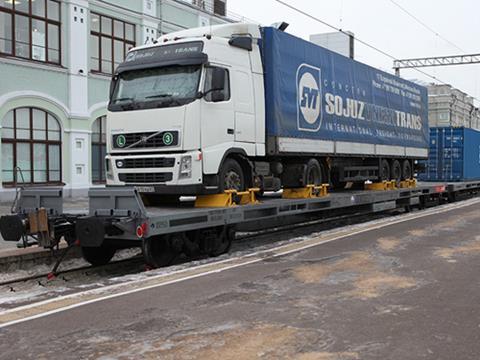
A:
[0, 198, 479, 359]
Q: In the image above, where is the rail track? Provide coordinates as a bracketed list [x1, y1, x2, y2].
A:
[0, 208, 393, 289]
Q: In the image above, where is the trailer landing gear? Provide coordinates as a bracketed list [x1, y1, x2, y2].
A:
[141, 226, 235, 268]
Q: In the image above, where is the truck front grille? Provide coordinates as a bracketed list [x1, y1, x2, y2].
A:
[121, 158, 175, 169]
[113, 131, 178, 149]
[119, 173, 173, 183]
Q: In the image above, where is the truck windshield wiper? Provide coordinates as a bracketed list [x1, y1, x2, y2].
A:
[112, 97, 135, 103]
[145, 93, 174, 99]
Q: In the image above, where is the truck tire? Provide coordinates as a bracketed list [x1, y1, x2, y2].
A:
[402, 160, 412, 180]
[82, 245, 116, 266]
[306, 159, 323, 186]
[219, 158, 245, 192]
[391, 160, 402, 184]
[380, 160, 390, 181]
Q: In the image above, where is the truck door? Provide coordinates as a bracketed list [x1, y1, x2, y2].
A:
[233, 70, 256, 143]
[200, 66, 234, 150]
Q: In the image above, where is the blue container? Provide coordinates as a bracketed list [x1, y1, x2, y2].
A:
[260, 27, 429, 154]
[419, 127, 480, 181]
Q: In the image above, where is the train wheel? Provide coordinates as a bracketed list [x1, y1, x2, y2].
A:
[82, 245, 116, 266]
[142, 235, 177, 268]
[380, 160, 390, 181]
[402, 160, 412, 180]
[391, 160, 402, 184]
[209, 226, 235, 257]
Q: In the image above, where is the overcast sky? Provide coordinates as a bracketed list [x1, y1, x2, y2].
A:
[228, 0, 480, 103]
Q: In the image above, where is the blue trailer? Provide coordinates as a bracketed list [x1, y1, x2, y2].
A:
[262, 27, 429, 154]
[419, 127, 480, 182]
[260, 27, 429, 187]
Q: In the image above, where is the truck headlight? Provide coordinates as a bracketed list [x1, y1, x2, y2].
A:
[179, 156, 192, 178]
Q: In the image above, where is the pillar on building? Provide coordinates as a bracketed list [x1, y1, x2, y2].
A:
[67, 0, 91, 196]
[142, 0, 161, 45]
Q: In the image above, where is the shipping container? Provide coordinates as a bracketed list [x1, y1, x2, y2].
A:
[261, 27, 429, 156]
[419, 127, 480, 181]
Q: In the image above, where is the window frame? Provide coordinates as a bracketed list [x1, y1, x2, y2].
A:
[90, 12, 135, 76]
[203, 66, 231, 103]
[91, 116, 106, 184]
[0, 0, 62, 65]
[2, 107, 62, 186]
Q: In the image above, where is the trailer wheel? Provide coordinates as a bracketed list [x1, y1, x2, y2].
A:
[142, 235, 177, 268]
[402, 160, 412, 180]
[306, 159, 323, 186]
[380, 160, 390, 181]
[391, 160, 402, 184]
[219, 158, 245, 192]
[81, 245, 116, 266]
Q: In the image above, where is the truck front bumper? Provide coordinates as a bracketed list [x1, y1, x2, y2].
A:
[106, 150, 206, 195]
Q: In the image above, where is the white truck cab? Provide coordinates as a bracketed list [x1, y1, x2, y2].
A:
[106, 24, 266, 195]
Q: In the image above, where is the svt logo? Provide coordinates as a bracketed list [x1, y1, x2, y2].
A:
[297, 64, 322, 132]
[301, 87, 319, 110]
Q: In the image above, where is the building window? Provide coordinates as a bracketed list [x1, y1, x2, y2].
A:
[91, 116, 106, 183]
[90, 13, 135, 75]
[213, 0, 226, 16]
[0, 0, 61, 64]
[2, 108, 62, 185]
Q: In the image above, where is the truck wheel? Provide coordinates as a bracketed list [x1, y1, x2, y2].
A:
[391, 160, 402, 184]
[402, 160, 412, 180]
[142, 235, 177, 268]
[306, 159, 323, 186]
[82, 245, 116, 266]
[380, 160, 390, 181]
[219, 158, 245, 192]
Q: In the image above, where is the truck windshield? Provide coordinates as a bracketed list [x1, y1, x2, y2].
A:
[109, 65, 201, 111]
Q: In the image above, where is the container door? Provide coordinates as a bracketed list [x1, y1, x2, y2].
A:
[233, 70, 256, 143]
[450, 128, 464, 180]
[463, 128, 480, 180]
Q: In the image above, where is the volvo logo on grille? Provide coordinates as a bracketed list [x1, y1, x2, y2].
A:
[140, 136, 149, 144]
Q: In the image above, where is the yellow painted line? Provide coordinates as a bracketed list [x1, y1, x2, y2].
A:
[1, 197, 479, 328]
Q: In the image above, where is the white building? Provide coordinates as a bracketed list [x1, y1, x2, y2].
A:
[0, 0, 233, 200]
[428, 84, 480, 130]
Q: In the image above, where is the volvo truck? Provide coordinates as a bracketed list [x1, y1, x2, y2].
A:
[106, 23, 429, 195]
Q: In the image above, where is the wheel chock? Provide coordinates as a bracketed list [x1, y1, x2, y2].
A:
[282, 184, 329, 199]
[398, 179, 417, 189]
[195, 190, 236, 208]
[365, 181, 397, 191]
[195, 188, 261, 208]
[237, 188, 261, 205]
